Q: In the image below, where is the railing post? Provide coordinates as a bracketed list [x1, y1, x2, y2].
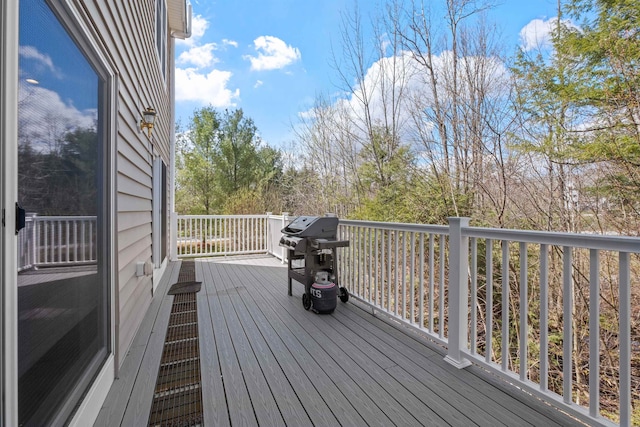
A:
[265, 212, 272, 255]
[445, 217, 472, 369]
[170, 212, 178, 261]
[281, 212, 288, 264]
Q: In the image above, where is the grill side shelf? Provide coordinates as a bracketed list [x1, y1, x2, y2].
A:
[311, 239, 350, 250]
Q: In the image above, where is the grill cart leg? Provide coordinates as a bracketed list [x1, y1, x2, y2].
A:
[287, 249, 293, 296]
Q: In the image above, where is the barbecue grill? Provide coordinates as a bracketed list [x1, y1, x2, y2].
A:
[279, 215, 349, 313]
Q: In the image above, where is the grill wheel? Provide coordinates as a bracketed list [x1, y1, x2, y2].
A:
[302, 293, 312, 310]
[339, 287, 349, 303]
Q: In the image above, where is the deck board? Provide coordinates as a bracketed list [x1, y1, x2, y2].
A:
[220, 260, 401, 427]
[218, 259, 370, 426]
[338, 304, 564, 427]
[195, 261, 231, 427]
[98, 255, 579, 427]
[239, 260, 472, 426]
[95, 261, 180, 427]
[224, 265, 365, 426]
[342, 304, 559, 426]
[198, 261, 259, 427]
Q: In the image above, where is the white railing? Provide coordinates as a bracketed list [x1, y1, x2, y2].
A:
[176, 214, 269, 258]
[338, 217, 639, 427]
[18, 214, 97, 271]
[337, 220, 450, 343]
[266, 212, 292, 262]
[173, 213, 638, 426]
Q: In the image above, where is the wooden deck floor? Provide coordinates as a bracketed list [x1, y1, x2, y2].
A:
[96, 255, 576, 427]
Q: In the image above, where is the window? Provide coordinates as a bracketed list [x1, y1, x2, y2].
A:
[153, 157, 167, 268]
[156, 0, 167, 78]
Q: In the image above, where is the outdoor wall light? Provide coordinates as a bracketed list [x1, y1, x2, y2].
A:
[140, 107, 157, 137]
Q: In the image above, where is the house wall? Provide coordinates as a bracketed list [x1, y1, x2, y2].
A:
[80, 1, 173, 368]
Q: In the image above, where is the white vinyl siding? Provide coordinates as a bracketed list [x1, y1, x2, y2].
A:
[80, 1, 173, 369]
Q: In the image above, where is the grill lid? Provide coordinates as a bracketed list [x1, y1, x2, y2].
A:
[281, 216, 339, 238]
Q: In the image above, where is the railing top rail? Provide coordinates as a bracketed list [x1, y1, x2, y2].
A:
[465, 226, 640, 253]
[338, 219, 450, 235]
[33, 215, 96, 221]
[178, 214, 268, 219]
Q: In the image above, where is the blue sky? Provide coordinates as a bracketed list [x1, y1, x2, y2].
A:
[175, 0, 561, 147]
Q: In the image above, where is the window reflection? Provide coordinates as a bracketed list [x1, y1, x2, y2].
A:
[17, 1, 107, 425]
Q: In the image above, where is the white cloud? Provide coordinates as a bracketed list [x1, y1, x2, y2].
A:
[178, 43, 219, 68]
[519, 18, 555, 51]
[19, 46, 62, 78]
[18, 83, 96, 150]
[299, 49, 510, 148]
[223, 39, 238, 48]
[254, 80, 264, 89]
[519, 17, 578, 52]
[175, 68, 240, 107]
[244, 36, 301, 71]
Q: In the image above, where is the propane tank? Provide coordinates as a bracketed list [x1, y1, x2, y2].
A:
[310, 271, 337, 314]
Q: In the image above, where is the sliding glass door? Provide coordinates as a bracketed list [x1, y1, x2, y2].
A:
[17, 1, 109, 424]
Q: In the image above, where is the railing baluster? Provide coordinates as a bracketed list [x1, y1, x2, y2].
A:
[381, 229, 385, 309]
[367, 228, 372, 302]
[402, 232, 407, 319]
[519, 242, 528, 381]
[419, 233, 424, 329]
[439, 234, 445, 340]
[471, 237, 477, 355]
[41, 220, 46, 265]
[32, 215, 38, 267]
[429, 234, 434, 332]
[203, 216, 208, 255]
[81, 221, 86, 262]
[562, 246, 573, 404]
[619, 252, 630, 427]
[374, 229, 379, 306]
[90, 220, 94, 261]
[588, 249, 599, 418]
[187, 217, 190, 254]
[57, 220, 62, 263]
[350, 226, 355, 293]
[486, 239, 493, 364]
[73, 220, 77, 262]
[502, 240, 509, 372]
[394, 231, 399, 316]
[540, 244, 548, 391]
[213, 216, 217, 254]
[410, 232, 415, 324]
[63, 220, 67, 262]
[360, 227, 364, 297]
[387, 231, 392, 313]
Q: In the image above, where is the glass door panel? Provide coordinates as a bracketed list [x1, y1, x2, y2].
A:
[17, 1, 108, 425]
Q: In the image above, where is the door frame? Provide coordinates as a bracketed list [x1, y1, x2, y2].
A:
[46, 1, 119, 424]
[1, 0, 20, 425]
